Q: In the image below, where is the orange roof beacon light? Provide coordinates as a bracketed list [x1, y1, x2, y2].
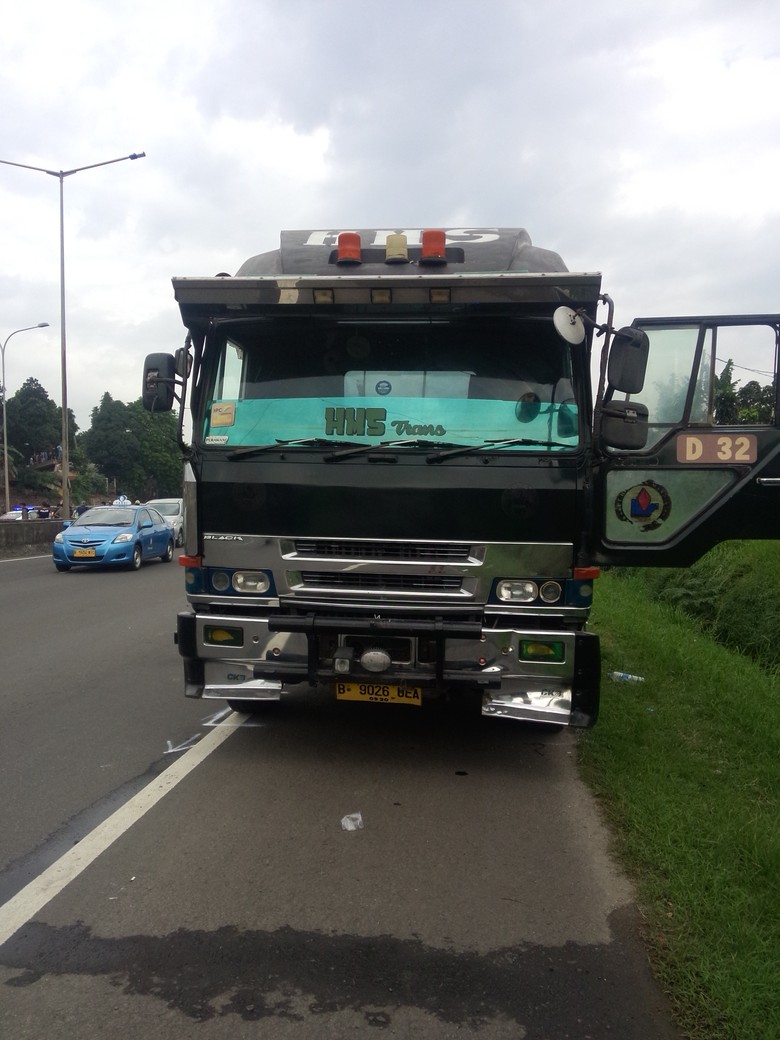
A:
[385, 233, 409, 264]
[419, 228, 447, 265]
[336, 231, 362, 264]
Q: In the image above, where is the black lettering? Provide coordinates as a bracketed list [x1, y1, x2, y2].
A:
[344, 408, 365, 436]
[366, 408, 387, 436]
[325, 407, 344, 436]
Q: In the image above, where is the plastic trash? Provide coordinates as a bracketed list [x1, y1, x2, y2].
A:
[341, 812, 364, 831]
[608, 671, 645, 683]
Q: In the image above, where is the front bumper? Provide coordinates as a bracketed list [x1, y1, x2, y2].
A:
[176, 609, 600, 727]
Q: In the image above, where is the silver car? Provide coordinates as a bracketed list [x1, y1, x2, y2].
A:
[145, 497, 185, 546]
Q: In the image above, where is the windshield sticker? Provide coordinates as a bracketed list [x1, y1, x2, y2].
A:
[210, 402, 236, 427]
[204, 397, 578, 449]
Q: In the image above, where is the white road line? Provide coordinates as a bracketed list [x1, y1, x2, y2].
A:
[0, 553, 51, 564]
[0, 712, 247, 948]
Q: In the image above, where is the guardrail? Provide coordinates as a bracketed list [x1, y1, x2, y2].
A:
[0, 519, 65, 553]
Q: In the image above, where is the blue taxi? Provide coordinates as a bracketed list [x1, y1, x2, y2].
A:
[52, 504, 174, 571]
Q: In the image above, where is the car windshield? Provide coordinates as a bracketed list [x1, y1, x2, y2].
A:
[152, 502, 179, 516]
[75, 507, 136, 526]
[200, 312, 579, 453]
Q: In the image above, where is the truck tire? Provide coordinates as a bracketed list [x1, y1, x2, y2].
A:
[228, 699, 279, 714]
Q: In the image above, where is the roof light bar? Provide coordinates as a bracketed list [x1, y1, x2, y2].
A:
[420, 228, 447, 265]
[385, 233, 409, 264]
[336, 231, 362, 264]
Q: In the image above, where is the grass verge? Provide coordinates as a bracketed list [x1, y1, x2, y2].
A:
[580, 570, 780, 1040]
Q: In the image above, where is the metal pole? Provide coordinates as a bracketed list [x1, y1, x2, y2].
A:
[1, 323, 49, 513]
[0, 153, 146, 519]
[58, 173, 69, 519]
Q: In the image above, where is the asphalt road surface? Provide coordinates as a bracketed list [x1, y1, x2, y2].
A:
[0, 548, 681, 1038]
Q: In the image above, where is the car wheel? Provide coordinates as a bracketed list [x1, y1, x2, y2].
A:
[130, 544, 143, 570]
[161, 539, 174, 563]
[55, 563, 71, 572]
[175, 530, 184, 547]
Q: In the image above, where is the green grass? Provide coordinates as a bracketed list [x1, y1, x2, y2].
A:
[580, 569, 780, 1040]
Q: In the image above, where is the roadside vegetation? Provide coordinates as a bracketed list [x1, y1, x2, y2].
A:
[2, 377, 182, 505]
[581, 549, 780, 1040]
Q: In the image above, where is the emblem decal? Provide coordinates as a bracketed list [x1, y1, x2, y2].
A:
[614, 480, 672, 532]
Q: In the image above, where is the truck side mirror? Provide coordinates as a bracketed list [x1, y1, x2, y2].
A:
[142, 353, 176, 412]
[174, 346, 193, 378]
[600, 400, 649, 450]
[608, 327, 650, 394]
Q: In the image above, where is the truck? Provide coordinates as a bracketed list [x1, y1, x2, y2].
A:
[142, 227, 780, 728]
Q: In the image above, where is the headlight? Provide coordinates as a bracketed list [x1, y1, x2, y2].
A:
[232, 571, 270, 594]
[496, 579, 538, 603]
[54, 532, 64, 543]
[113, 532, 133, 543]
[209, 569, 272, 594]
[539, 580, 563, 603]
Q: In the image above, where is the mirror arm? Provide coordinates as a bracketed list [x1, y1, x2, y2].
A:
[591, 294, 615, 446]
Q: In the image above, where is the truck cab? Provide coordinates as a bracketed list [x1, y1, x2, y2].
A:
[143, 229, 780, 727]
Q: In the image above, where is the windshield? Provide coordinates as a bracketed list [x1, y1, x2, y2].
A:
[151, 502, 180, 516]
[75, 507, 136, 526]
[199, 313, 579, 453]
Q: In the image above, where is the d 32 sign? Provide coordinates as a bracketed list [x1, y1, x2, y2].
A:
[676, 433, 757, 464]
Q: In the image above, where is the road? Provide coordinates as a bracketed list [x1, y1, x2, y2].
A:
[0, 550, 680, 1038]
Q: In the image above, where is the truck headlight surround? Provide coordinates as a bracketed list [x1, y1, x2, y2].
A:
[211, 570, 231, 591]
[496, 579, 538, 603]
[539, 580, 563, 603]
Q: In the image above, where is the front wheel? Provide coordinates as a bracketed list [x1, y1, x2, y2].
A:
[54, 562, 71, 572]
[130, 544, 142, 570]
[161, 539, 174, 563]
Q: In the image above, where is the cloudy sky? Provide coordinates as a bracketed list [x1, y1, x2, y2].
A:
[1, 0, 778, 432]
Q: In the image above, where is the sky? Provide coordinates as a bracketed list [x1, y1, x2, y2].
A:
[1, 0, 779, 433]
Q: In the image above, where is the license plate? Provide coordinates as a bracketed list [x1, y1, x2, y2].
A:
[334, 682, 422, 706]
[73, 548, 96, 558]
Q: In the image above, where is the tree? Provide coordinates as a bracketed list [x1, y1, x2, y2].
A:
[79, 393, 182, 500]
[714, 360, 740, 425]
[714, 360, 775, 425]
[736, 379, 774, 424]
[5, 378, 62, 459]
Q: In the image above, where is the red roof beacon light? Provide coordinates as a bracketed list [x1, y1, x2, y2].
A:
[336, 231, 362, 264]
[385, 233, 409, 264]
[419, 228, 447, 265]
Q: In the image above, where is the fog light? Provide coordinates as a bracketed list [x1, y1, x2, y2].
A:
[520, 640, 564, 663]
[211, 571, 230, 591]
[204, 625, 244, 647]
[496, 579, 538, 603]
[360, 648, 392, 672]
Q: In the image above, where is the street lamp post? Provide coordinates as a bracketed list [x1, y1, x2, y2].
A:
[0, 152, 146, 519]
[1, 323, 50, 513]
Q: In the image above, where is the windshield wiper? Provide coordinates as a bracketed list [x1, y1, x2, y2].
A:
[226, 438, 351, 460]
[324, 439, 465, 462]
[427, 437, 574, 464]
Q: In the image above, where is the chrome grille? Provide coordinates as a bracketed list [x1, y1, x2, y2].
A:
[299, 571, 464, 592]
[293, 539, 473, 562]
